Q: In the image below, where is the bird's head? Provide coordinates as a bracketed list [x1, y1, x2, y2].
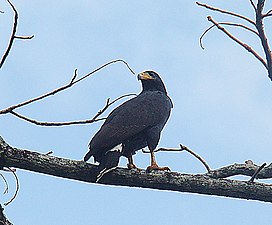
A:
[137, 71, 167, 94]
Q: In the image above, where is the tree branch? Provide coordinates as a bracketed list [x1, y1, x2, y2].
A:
[1, 136, 272, 203]
[199, 22, 259, 50]
[207, 16, 268, 69]
[0, 0, 33, 69]
[198, 0, 272, 81]
[0, 59, 135, 116]
[8, 94, 136, 126]
[196, 1, 255, 25]
[255, 0, 272, 80]
[0, 204, 13, 225]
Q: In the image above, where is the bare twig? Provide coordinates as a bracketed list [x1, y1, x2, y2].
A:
[248, 162, 267, 183]
[9, 93, 136, 126]
[0, 173, 9, 194]
[263, 13, 272, 18]
[4, 168, 19, 206]
[45, 151, 53, 155]
[198, 1, 272, 81]
[0, 59, 135, 115]
[196, 1, 255, 25]
[14, 35, 34, 40]
[0, 0, 18, 69]
[0, 10, 4, 13]
[207, 16, 268, 69]
[263, 9, 272, 17]
[249, 0, 257, 12]
[9, 111, 105, 126]
[179, 144, 211, 172]
[70, 69, 78, 83]
[143, 144, 211, 173]
[200, 22, 259, 49]
[255, 0, 272, 80]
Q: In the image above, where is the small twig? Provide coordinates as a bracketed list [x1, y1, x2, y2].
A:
[0, 0, 18, 69]
[263, 12, 272, 18]
[207, 16, 268, 69]
[0, 173, 9, 194]
[196, 1, 255, 25]
[249, 0, 257, 12]
[9, 93, 136, 126]
[200, 22, 259, 49]
[263, 9, 272, 18]
[45, 151, 53, 155]
[70, 69, 78, 83]
[143, 144, 211, 173]
[0, 10, 4, 13]
[0, 59, 135, 115]
[1, 168, 16, 173]
[4, 167, 19, 206]
[9, 111, 106, 126]
[14, 35, 34, 40]
[179, 144, 211, 173]
[248, 162, 267, 183]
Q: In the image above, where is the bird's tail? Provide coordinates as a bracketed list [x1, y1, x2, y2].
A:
[84, 150, 93, 162]
[84, 144, 123, 182]
[95, 150, 122, 182]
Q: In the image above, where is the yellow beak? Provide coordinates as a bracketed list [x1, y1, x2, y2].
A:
[137, 72, 155, 80]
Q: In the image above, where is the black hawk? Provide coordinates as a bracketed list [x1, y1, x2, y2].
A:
[84, 71, 173, 181]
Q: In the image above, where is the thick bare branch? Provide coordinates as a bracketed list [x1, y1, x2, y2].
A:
[255, 0, 272, 80]
[0, 204, 13, 225]
[196, 1, 255, 25]
[207, 161, 272, 179]
[1, 136, 272, 203]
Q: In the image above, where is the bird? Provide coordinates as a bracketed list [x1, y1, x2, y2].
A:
[84, 71, 173, 181]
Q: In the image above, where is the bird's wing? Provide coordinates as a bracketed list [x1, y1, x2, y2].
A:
[90, 91, 172, 150]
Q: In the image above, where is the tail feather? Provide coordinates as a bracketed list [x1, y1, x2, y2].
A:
[96, 151, 121, 182]
[84, 151, 93, 162]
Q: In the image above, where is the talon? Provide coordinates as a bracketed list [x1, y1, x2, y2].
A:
[146, 164, 171, 173]
[127, 163, 138, 170]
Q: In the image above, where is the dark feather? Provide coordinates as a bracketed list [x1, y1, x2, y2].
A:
[83, 71, 172, 180]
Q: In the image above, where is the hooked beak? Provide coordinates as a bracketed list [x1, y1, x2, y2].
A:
[137, 72, 155, 80]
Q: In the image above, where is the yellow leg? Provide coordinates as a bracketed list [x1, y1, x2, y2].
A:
[127, 155, 137, 169]
[146, 150, 170, 172]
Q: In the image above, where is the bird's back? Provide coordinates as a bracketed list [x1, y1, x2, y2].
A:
[89, 91, 172, 162]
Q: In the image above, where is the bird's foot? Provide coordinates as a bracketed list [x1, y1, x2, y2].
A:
[146, 163, 170, 173]
[127, 163, 138, 170]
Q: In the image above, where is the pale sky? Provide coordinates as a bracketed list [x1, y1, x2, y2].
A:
[1, 1, 272, 224]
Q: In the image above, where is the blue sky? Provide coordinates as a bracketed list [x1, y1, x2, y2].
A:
[1, 0, 272, 224]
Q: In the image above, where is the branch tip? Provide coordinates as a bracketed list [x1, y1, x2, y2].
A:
[248, 162, 267, 183]
[3, 167, 19, 206]
[14, 34, 34, 40]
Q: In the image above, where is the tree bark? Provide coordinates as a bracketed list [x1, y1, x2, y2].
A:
[0, 204, 13, 225]
[1, 136, 272, 203]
